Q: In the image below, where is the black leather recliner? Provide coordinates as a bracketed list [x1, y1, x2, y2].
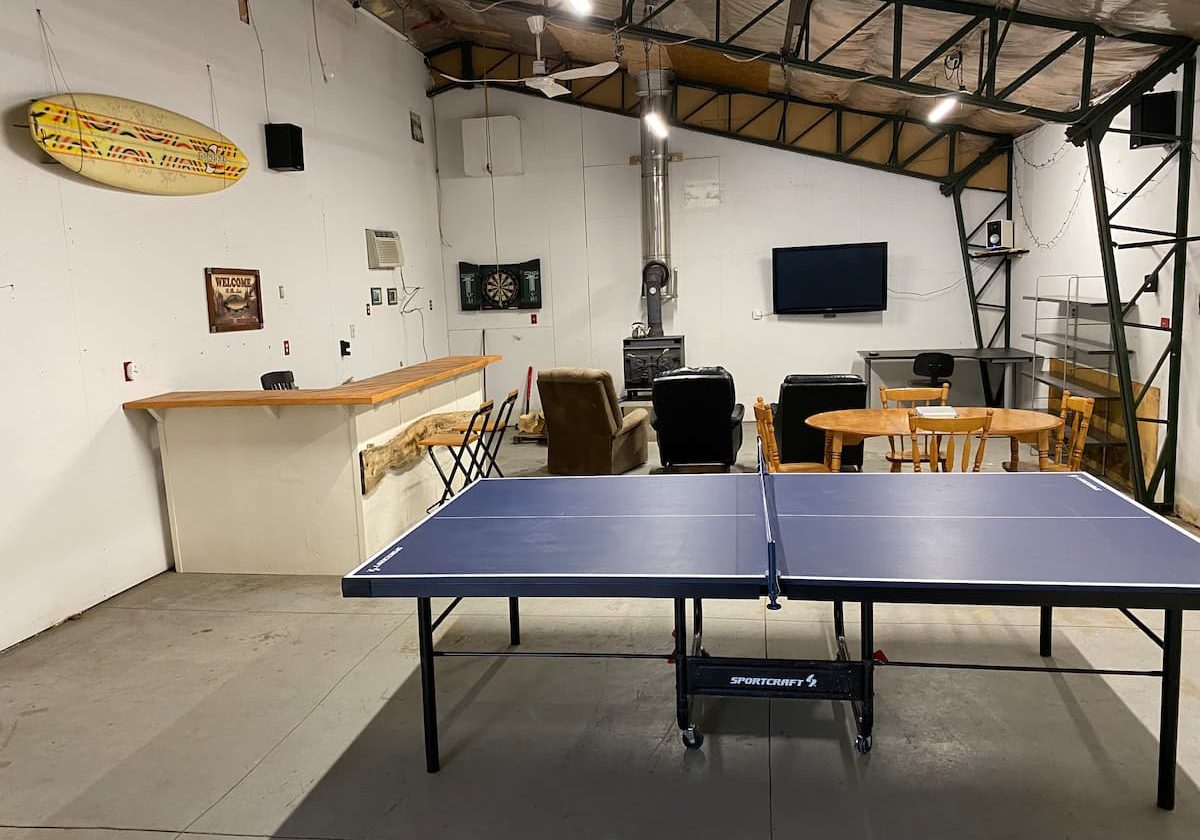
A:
[652, 366, 744, 468]
[774, 374, 867, 470]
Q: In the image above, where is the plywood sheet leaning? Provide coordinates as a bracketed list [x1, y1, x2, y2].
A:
[360, 411, 473, 494]
[1047, 359, 1159, 488]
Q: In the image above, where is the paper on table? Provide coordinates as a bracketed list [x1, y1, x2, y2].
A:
[914, 405, 958, 418]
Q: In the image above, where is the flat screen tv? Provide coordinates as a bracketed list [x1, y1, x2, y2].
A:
[772, 242, 888, 314]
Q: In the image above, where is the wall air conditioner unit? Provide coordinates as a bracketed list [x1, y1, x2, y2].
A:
[986, 219, 1015, 250]
[365, 229, 404, 269]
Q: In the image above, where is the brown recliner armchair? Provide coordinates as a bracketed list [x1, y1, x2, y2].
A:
[538, 368, 649, 475]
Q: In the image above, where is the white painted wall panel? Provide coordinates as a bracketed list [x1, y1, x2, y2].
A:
[0, 0, 446, 650]
[435, 87, 982, 410]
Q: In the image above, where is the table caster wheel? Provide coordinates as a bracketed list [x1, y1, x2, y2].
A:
[682, 727, 704, 749]
[854, 735, 872, 754]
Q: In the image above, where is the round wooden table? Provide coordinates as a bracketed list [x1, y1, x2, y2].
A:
[805, 407, 1063, 471]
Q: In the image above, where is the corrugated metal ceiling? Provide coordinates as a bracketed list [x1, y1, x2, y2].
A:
[354, 0, 1200, 135]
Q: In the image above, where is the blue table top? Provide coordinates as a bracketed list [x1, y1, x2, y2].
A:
[343, 472, 1200, 607]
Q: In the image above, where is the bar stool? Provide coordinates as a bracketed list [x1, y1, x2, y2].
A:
[451, 389, 519, 478]
[420, 399, 494, 511]
[261, 371, 296, 390]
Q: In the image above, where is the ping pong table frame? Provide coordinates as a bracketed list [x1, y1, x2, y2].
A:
[410, 591, 1185, 810]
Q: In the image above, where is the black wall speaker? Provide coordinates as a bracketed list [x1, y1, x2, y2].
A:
[1130, 91, 1178, 149]
[265, 123, 304, 171]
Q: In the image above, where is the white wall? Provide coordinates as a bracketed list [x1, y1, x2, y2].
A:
[0, 0, 448, 650]
[1008, 63, 1200, 518]
[435, 87, 990, 410]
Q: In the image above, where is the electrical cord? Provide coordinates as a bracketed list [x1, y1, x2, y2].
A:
[398, 268, 429, 362]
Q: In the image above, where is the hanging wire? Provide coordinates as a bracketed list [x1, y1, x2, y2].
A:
[36, 10, 73, 95]
[483, 83, 502, 270]
[206, 63, 221, 133]
[311, 0, 331, 83]
[35, 9, 83, 173]
[247, 0, 272, 122]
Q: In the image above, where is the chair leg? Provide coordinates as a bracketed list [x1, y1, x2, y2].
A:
[426, 447, 454, 513]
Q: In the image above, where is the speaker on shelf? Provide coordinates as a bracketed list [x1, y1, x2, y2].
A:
[986, 219, 1014, 250]
[265, 123, 304, 171]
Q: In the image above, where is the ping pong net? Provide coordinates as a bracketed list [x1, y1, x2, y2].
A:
[757, 437, 784, 610]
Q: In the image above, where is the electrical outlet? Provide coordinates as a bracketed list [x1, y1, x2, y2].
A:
[530, 313, 538, 325]
[365, 304, 371, 316]
[283, 340, 290, 356]
[122, 361, 139, 382]
[751, 309, 763, 320]
[278, 285, 286, 299]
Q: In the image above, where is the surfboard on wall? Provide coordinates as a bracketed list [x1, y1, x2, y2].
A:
[28, 93, 249, 196]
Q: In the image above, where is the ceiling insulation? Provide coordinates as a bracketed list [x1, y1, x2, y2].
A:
[355, 0, 1200, 136]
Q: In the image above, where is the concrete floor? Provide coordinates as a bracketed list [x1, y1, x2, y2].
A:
[1, 432, 1199, 839]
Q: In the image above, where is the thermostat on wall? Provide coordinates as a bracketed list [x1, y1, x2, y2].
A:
[366, 229, 404, 269]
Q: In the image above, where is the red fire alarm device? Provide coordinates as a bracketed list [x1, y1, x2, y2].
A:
[1161, 316, 1171, 329]
[530, 313, 538, 325]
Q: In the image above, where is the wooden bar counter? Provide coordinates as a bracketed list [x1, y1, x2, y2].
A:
[124, 356, 500, 575]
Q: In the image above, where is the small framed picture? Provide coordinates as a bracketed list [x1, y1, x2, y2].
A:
[204, 267, 263, 333]
[370, 287, 383, 306]
[387, 287, 399, 306]
[410, 110, 424, 143]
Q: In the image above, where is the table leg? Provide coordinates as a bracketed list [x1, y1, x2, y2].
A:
[1036, 430, 1051, 471]
[416, 598, 440, 773]
[830, 432, 845, 472]
[1158, 609, 1183, 809]
[1039, 606, 1053, 657]
[857, 601, 874, 753]
[864, 358, 873, 407]
[823, 431, 833, 469]
[1008, 436, 1020, 472]
[1003, 362, 1015, 408]
[508, 597, 521, 646]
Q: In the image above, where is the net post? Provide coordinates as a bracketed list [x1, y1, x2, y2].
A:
[758, 437, 783, 611]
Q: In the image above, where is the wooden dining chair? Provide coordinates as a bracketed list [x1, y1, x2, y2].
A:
[754, 398, 828, 473]
[1046, 391, 1095, 471]
[880, 384, 950, 472]
[908, 409, 993, 473]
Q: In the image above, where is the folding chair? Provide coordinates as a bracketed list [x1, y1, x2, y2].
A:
[420, 399, 494, 511]
[452, 389, 519, 478]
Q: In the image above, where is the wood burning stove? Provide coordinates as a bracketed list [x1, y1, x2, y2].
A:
[622, 335, 684, 399]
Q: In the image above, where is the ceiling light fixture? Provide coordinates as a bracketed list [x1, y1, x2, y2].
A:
[928, 85, 966, 123]
[565, 0, 593, 15]
[644, 110, 669, 139]
[927, 94, 958, 123]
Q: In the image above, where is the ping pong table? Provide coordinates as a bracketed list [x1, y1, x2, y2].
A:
[343, 459, 1200, 810]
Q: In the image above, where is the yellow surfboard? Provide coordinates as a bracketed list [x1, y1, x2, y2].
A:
[28, 93, 248, 196]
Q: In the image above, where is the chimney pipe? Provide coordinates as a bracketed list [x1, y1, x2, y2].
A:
[636, 71, 672, 273]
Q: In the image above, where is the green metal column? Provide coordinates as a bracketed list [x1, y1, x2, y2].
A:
[1085, 134, 1148, 501]
[1162, 55, 1196, 508]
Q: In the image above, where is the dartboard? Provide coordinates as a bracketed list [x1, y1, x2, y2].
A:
[483, 269, 519, 307]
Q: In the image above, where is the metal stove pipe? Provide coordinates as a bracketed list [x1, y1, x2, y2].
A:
[636, 69, 673, 337]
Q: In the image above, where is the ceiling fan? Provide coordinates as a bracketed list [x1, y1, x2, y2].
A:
[436, 15, 618, 98]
